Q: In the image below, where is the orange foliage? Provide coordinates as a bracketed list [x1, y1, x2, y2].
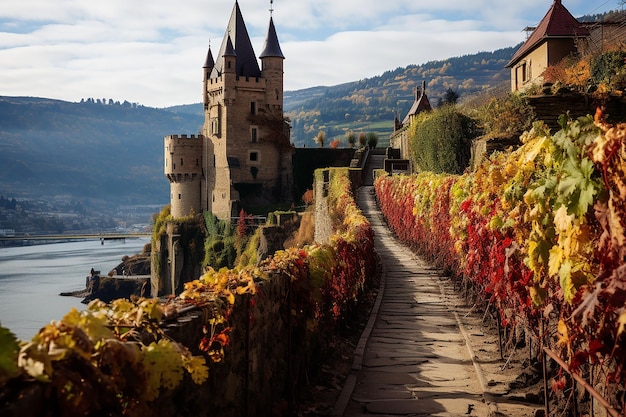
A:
[302, 189, 314, 205]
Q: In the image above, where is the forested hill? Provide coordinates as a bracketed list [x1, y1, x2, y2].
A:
[285, 45, 520, 147]
[0, 96, 203, 205]
[0, 45, 518, 205]
[167, 45, 520, 147]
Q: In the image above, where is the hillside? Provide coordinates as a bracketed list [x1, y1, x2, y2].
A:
[0, 97, 203, 206]
[0, 45, 518, 208]
[161, 45, 519, 148]
[285, 45, 520, 147]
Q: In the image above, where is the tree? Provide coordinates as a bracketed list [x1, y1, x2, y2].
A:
[437, 87, 460, 107]
[346, 130, 356, 148]
[314, 131, 326, 148]
[358, 132, 367, 148]
[366, 132, 378, 149]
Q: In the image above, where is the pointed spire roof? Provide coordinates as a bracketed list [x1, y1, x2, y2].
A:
[260, 17, 284, 59]
[210, 1, 261, 78]
[402, 81, 431, 124]
[507, 0, 589, 67]
[223, 35, 237, 57]
[203, 45, 215, 69]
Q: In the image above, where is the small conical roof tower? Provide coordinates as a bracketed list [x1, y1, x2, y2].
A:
[210, 1, 260, 78]
[203, 45, 215, 69]
[260, 16, 284, 59]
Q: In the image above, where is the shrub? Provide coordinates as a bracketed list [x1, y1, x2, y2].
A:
[474, 93, 535, 139]
[590, 50, 626, 87]
[409, 105, 475, 174]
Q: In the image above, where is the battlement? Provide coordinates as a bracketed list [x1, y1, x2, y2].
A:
[208, 75, 264, 87]
[165, 134, 203, 140]
[164, 134, 203, 181]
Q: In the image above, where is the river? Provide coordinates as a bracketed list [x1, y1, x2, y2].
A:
[0, 238, 150, 341]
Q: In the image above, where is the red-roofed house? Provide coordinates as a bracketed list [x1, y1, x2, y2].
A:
[506, 0, 589, 91]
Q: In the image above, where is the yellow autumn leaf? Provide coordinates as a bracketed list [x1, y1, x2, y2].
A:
[559, 259, 576, 303]
[557, 319, 569, 348]
[224, 290, 235, 305]
[529, 285, 547, 306]
[553, 205, 574, 233]
[617, 311, 626, 337]
[183, 355, 209, 385]
[548, 245, 563, 277]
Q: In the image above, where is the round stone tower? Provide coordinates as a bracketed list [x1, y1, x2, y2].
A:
[164, 134, 203, 218]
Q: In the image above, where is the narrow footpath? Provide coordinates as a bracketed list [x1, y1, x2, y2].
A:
[333, 186, 539, 417]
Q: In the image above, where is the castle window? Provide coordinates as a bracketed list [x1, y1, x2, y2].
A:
[251, 127, 258, 143]
[180, 158, 184, 166]
[211, 118, 221, 136]
[249, 151, 258, 162]
[178, 194, 182, 200]
[250, 101, 256, 115]
[196, 158, 199, 166]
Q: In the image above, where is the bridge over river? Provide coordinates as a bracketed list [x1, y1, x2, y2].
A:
[0, 233, 151, 243]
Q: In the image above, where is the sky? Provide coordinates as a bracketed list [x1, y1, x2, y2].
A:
[0, 0, 618, 108]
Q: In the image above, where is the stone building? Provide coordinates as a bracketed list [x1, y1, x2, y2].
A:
[506, 0, 626, 92]
[389, 80, 432, 161]
[165, 1, 292, 220]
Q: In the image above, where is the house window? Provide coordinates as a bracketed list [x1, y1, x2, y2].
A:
[250, 101, 257, 115]
[249, 151, 258, 162]
[251, 127, 258, 143]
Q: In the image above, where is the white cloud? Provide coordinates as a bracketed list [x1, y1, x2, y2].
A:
[0, 0, 618, 107]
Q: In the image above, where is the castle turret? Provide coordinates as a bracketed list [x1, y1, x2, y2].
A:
[202, 46, 214, 109]
[260, 16, 285, 107]
[164, 134, 204, 218]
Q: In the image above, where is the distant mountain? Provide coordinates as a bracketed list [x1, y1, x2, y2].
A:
[284, 45, 520, 147]
[0, 45, 519, 207]
[0, 97, 203, 206]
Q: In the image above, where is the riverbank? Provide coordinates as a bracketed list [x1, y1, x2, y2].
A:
[0, 238, 150, 340]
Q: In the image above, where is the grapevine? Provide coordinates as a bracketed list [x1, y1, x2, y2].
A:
[0, 167, 376, 416]
[375, 113, 626, 409]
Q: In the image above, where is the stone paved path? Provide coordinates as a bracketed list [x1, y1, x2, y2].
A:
[334, 186, 539, 417]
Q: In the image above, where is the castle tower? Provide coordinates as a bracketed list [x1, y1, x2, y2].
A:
[201, 1, 291, 220]
[260, 15, 285, 108]
[164, 135, 203, 218]
[165, 1, 290, 221]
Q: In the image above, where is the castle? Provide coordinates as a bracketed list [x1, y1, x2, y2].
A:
[165, 1, 292, 221]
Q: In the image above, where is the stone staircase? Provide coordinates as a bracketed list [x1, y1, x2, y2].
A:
[362, 148, 386, 186]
